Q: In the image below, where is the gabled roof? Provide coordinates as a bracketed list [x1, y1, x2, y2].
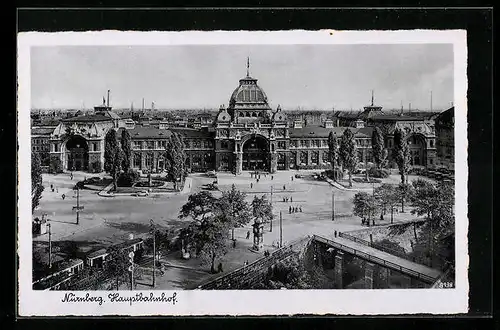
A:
[61, 114, 112, 122]
[289, 126, 374, 138]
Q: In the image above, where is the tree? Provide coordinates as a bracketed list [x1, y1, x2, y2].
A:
[179, 191, 218, 222]
[371, 126, 385, 169]
[32, 153, 44, 213]
[374, 183, 398, 223]
[218, 184, 252, 241]
[251, 195, 274, 225]
[121, 129, 132, 173]
[165, 132, 187, 191]
[339, 128, 358, 187]
[328, 132, 339, 180]
[106, 248, 130, 290]
[393, 128, 411, 184]
[183, 214, 229, 273]
[49, 157, 63, 174]
[104, 129, 123, 191]
[396, 182, 413, 213]
[352, 192, 377, 226]
[410, 180, 455, 268]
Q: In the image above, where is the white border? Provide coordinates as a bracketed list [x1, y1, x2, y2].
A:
[18, 30, 468, 316]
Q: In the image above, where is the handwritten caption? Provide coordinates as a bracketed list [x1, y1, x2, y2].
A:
[61, 292, 178, 306]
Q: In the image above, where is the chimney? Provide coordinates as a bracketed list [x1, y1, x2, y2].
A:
[107, 90, 110, 108]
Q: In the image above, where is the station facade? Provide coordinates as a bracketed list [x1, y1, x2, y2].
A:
[32, 69, 448, 174]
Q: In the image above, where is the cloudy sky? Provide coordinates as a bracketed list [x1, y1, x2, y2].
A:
[31, 44, 453, 111]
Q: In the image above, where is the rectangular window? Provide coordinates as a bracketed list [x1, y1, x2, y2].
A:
[133, 153, 141, 168]
[184, 140, 191, 149]
[147, 141, 155, 149]
[278, 141, 286, 149]
[193, 140, 202, 148]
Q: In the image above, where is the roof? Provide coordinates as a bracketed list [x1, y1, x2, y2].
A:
[61, 114, 112, 123]
[86, 248, 108, 259]
[289, 126, 373, 138]
[31, 127, 55, 136]
[171, 128, 214, 138]
[112, 238, 143, 249]
[127, 126, 173, 139]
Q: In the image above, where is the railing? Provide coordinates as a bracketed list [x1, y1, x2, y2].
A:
[338, 232, 412, 261]
[194, 236, 311, 290]
[312, 235, 437, 284]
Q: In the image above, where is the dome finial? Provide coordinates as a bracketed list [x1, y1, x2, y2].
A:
[247, 57, 250, 77]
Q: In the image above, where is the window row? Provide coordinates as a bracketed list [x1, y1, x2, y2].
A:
[239, 111, 264, 118]
[131, 139, 214, 150]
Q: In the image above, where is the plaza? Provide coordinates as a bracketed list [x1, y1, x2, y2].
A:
[33, 168, 426, 290]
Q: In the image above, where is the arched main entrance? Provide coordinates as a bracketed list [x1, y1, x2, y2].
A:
[66, 136, 89, 171]
[407, 134, 426, 166]
[242, 135, 269, 171]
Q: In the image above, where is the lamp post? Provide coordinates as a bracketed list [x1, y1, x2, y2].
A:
[332, 192, 335, 221]
[279, 211, 283, 248]
[72, 186, 84, 225]
[269, 186, 273, 232]
[150, 219, 156, 288]
[47, 223, 52, 269]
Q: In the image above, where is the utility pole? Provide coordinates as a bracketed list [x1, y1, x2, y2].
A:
[332, 192, 335, 221]
[48, 223, 52, 269]
[73, 187, 84, 225]
[279, 211, 283, 247]
[150, 219, 156, 288]
[128, 251, 135, 290]
[269, 186, 273, 232]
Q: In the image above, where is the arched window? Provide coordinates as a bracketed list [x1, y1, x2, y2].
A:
[252, 112, 257, 117]
[246, 112, 251, 117]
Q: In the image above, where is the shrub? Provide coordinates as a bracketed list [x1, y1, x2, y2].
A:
[353, 177, 381, 183]
[90, 161, 103, 173]
[117, 169, 140, 187]
[49, 157, 63, 174]
[368, 167, 390, 178]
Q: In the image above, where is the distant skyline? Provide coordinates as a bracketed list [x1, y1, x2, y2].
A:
[31, 44, 454, 111]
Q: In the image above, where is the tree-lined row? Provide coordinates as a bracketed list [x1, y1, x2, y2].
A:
[104, 129, 187, 191]
[327, 127, 412, 187]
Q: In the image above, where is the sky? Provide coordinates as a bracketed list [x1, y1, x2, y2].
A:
[31, 44, 454, 111]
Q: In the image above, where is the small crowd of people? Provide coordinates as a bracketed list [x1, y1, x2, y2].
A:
[288, 205, 302, 214]
[282, 196, 293, 203]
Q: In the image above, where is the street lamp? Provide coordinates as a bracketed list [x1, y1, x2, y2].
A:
[72, 186, 84, 225]
[150, 219, 156, 288]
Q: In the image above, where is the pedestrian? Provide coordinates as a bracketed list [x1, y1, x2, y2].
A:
[290, 196, 293, 203]
[70, 173, 73, 180]
[289, 206, 292, 214]
[244, 260, 249, 266]
[291, 176, 294, 181]
[233, 239, 237, 248]
[251, 182, 253, 189]
[50, 184, 53, 190]
[271, 175, 274, 180]
[334, 230, 337, 238]
[283, 184, 286, 191]
[218, 262, 223, 273]
[282, 197, 285, 202]
[257, 178, 260, 183]
[300, 206, 302, 212]
[246, 231, 250, 239]
[56, 187, 59, 193]
[62, 194, 65, 200]
[295, 207, 298, 213]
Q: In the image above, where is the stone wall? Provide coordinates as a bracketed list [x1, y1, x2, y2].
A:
[194, 236, 312, 290]
[344, 220, 427, 253]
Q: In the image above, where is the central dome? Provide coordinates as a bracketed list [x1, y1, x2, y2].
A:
[229, 76, 268, 104]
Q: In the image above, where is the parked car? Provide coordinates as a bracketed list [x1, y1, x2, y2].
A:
[206, 170, 217, 178]
[294, 174, 303, 179]
[205, 183, 218, 191]
[133, 190, 149, 197]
